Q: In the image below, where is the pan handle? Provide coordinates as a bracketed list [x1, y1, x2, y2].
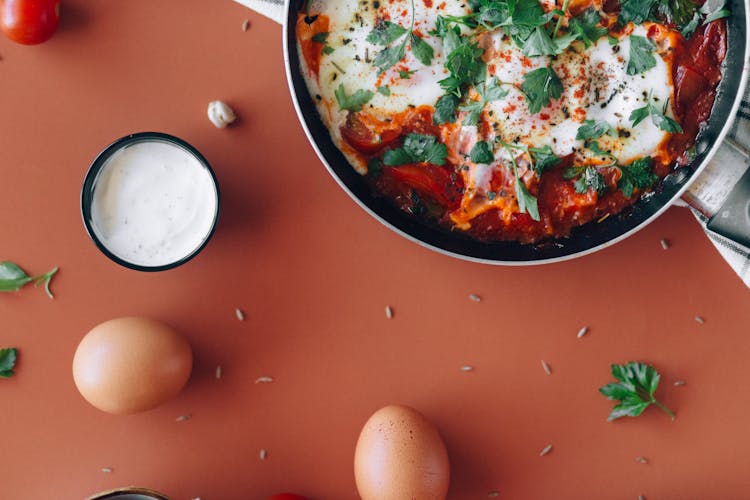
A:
[233, 0, 285, 25]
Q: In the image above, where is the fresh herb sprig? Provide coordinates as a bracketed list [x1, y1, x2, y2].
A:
[618, 157, 658, 197]
[499, 143, 540, 220]
[627, 35, 656, 75]
[334, 84, 374, 112]
[620, 0, 728, 36]
[498, 141, 561, 176]
[521, 66, 563, 114]
[0, 348, 18, 378]
[564, 165, 608, 195]
[0, 261, 58, 299]
[630, 91, 683, 133]
[367, 0, 434, 74]
[599, 361, 676, 421]
[459, 78, 510, 125]
[383, 133, 448, 166]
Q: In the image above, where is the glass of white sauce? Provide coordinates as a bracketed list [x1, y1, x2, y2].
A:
[82, 132, 220, 271]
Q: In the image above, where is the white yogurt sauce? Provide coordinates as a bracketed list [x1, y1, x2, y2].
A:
[90, 140, 218, 267]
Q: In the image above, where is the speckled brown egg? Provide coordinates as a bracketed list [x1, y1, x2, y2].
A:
[354, 405, 450, 500]
[72, 317, 192, 415]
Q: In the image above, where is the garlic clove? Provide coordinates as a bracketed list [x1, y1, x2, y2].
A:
[207, 100, 237, 128]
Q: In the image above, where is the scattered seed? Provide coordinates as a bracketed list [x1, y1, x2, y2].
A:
[259, 449, 268, 460]
[695, 316, 706, 324]
[469, 293, 482, 302]
[242, 19, 250, 31]
[674, 380, 686, 386]
[487, 491, 500, 498]
[597, 213, 610, 223]
[638, 495, 646, 500]
[541, 360, 552, 375]
[176, 414, 192, 422]
[539, 444, 553, 456]
[215, 365, 223, 379]
[385, 305, 394, 319]
[460, 365, 474, 372]
[659, 238, 670, 250]
[577, 326, 589, 338]
[635, 456, 649, 464]
[101, 467, 113, 473]
[332, 61, 347, 74]
[235, 308, 245, 321]
[255, 376, 274, 384]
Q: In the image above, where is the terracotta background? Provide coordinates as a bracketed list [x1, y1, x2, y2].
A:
[1, 1, 749, 499]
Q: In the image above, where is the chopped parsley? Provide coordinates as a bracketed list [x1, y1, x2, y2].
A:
[627, 35, 656, 75]
[500, 141, 561, 176]
[433, 94, 461, 124]
[459, 78, 509, 125]
[383, 133, 448, 166]
[311, 31, 334, 55]
[630, 91, 683, 133]
[334, 84, 374, 112]
[618, 157, 658, 197]
[367, 0, 434, 74]
[470, 141, 495, 164]
[0, 348, 17, 378]
[377, 85, 391, 96]
[564, 166, 608, 195]
[569, 9, 608, 48]
[521, 66, 563, 114]
[500, 143, 541, 220]
[576, 120, 617, 141]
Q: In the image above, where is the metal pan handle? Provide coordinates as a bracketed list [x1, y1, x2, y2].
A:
[233, 0, 285, 25]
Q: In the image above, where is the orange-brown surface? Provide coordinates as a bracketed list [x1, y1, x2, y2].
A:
[1, 1, 749, 499]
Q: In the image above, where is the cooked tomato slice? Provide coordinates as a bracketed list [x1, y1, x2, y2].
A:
[675, 65, 709, 115]
[384, 164, 459, 208]
[340, 113, 402, 154]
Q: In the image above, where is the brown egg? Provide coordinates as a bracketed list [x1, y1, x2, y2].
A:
[72, 317, 193, 414]
[354, 405, 450, 500]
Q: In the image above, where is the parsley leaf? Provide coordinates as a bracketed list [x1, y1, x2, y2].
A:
[367, 0, 434, 73]
[618, 157, 657, 198]
[383, 133, 448, 166]
[576, 120, 617, 141]
[521, 67, 563, 114]
[459, 78, 509, 125]
[470, 141, 495, 164]
[312, 31, 335, 55]
[501, 143, 541, 220]
[529, 145, 561, 174]
[599, 361, 676, 421]
[627, 35, 657, 75]
[619, 0, 658, 25]
[366, 20, 407, 45]
[377, 85, 391, 96]
[334, 84, 374, 112]
[399, 69, 417, 79]
[569, 8, 608, 48]
[410, 32, 435, 66]
[565, 166, 608, 195]
[0, 348, 17, 378]
[523, 27, 560, 57]
[434, 94, 460, 124]
[629, 91, 683, 133]
[0, 261, 58, 299]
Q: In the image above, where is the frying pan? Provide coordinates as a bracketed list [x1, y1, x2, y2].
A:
[237, 0, 750, 264]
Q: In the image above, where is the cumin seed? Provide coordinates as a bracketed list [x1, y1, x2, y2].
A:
[541, 360, 552, 375]
[638, 496, 646, 500]
[385, 305, 394, 319]
[635, 456, 649, 464]
[487, 492, 500, 498]
[235, 308, 245, 321]
[259, 449, 268, 460]
[101, 467, 113, 473]
[242, 19, 250, 31]
[215, 365, 223, 379]
[695, 316, 705, 324]
[597, 213, 610, 223]
[674, 380, 686, 386]
[460, 365, 474, 372]
[469, 293, 482, 302]
[176, 414, 192, 422]
[539, 444, 553, 456]
[255, 376, 274, 384]
[577, 326, 589, 338]
[660, 238, 670, 250]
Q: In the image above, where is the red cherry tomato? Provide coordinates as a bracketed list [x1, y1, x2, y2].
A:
[0, 0, 60, 45]
[385, 163, 460, 208]
[340, 113, 401, 154]
[268, 495, 307, 500]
